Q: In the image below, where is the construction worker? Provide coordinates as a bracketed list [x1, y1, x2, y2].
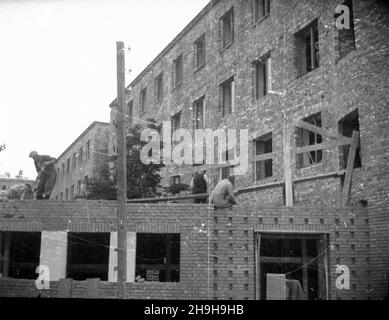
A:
[29, 151, 57, 200]
[191, 171, 208, 203]
[209, 175, 237, 209]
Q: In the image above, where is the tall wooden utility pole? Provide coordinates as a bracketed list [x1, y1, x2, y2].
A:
[116, 41, 127, 299]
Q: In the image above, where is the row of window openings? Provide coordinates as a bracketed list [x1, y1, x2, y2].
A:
[58, 141, 91, 177]
[0, 232, 180, 283]
[55, 177, 87, 201]
[128, 0, 355, 118]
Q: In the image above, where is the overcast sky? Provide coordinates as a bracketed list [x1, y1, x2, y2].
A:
[0, 0, 209, 180]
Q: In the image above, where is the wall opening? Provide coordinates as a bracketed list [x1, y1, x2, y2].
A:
[136, 233, 180, 282]
[256, 233, 329, 300]
[66, 232, 110, 281]
[295, 112, 323, 168]
[0, 231, 41, 279]
[338, 109, 361, 169]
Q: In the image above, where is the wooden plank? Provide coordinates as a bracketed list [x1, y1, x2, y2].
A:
[323, 234, 330, 300]
[341, 131, 360, 206]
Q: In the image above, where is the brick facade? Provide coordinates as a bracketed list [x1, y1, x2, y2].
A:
[107, 0, 388, 298]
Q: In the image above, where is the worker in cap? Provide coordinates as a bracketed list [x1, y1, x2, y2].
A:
[29, 151, 57, 200]
[209, 175, 237, 209]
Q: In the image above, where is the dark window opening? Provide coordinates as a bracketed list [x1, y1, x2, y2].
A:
[253, 0, 270, 23]
[173, 55, 183, 87]
[220, 149, 234, 180]
[155, 73, 164, 102]
[194, 96, 205, 130]
[221, 8, 234, 50]
[66, 158, 70, 174]
[336, 0, 356, 60]
[220, 77, 235, 116]
[253, 55, 271, 99]
[0, 231, 41, 279]
[296, 113, 323, 168]
[66, 233, 110, 281]
[338, 109, 361, 169]
[140, 88, 147, 113]
[295, 19, 319, 77]
[171, 111, 182, 145]
[194, 35, 205, 69]
[86, 140, 91, 159]
[136, 234, 180, 282]
[172, 175, 181, 185]
[254, 133, 273, 181]
[257, 234, 327, 300]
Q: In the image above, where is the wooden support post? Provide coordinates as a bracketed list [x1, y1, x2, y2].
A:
[341, 131, 359, 206]
[323, 234, 330, 300]
[116, 41, 128, 299]
[283, 125, 294, 206]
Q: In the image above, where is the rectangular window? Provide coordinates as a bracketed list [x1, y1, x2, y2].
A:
[337, 0, 356, 59]
[253, 0, 270, 23]
[194, 34, 205, 70]
[220, 149, 234, 180]
[256, 233, 328, 300]
[86, 140, 91, 159]
[77, 180, 82, 197]
[194, 96, 205, 129]
[253, 55, 271, 99]
[140, 88, 147, 113]
[154, 73, 164, 102]
[221, 8, 234, 50]
[173, 55, 183, 87]
[338, 109, 361, 169]
[60, 192, 63, 200]
[128, 100, 133, 124]
[296, 113, 323, 168]
[66, 158, 70, 174]
[136, 234, 180, 282]
[62, 163, 65, 177]
[0, 231, 41, 279]
[254, 133, 273, 181]
[220, 76, 235, 116]
[70, 185, 75, 200]
[73, 153, 77, 170]
[66, 233, 110, 281]
[65, 188, 69, 200]
[295, 19, 319, 77]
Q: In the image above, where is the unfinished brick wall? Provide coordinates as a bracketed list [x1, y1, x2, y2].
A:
[0, 201, 385, 300]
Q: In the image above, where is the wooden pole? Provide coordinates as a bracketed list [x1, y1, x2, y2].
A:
[116, 41, 127, 299]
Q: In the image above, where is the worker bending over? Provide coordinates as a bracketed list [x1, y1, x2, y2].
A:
[209, 175, 237, 209]
[29, 151, 57, 200]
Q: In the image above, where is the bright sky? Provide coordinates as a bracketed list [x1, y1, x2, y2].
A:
[0, 0, 209, 180]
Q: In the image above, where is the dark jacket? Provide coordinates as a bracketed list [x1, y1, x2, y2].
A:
[192, 173, 207, 194]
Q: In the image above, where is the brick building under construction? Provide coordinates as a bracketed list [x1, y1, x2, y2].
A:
[0, 0, 388, 300]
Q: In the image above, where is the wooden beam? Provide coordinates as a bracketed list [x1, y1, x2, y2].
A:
[293, 138, 352, 155]
[341, 131, 360, 206]
[302, 239, 309, 299]
[255, 233, 261, 300]
[294, 120, 331, 138]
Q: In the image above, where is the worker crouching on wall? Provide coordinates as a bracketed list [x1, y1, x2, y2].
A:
[209, 175, 237, 209]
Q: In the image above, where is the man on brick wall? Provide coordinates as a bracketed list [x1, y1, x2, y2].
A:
[29, 151, 57, 200]
[190, 171, 208, 203]
[209, 175, 237, 209]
